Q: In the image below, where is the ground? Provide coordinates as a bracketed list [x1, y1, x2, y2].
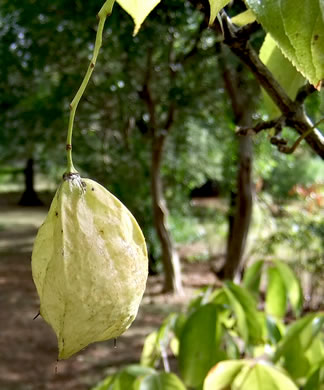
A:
[0, 194, 215, 390]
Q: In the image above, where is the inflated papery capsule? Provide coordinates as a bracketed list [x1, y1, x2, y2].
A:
[32, 173, 148, 359]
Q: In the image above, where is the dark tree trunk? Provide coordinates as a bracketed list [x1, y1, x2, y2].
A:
[19, 158, 43, 206]
[221, 50, 255, 280]
[151, 136, 183, 294]
[226, 190, 236, 252]
[224, 134, 253, 279]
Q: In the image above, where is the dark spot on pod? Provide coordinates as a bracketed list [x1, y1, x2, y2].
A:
[33, 312, 40, 320]
[91, 187, 95, 191]
[314, 34, 319, 41]
[99, 230, 104, 234]
[81, 181, 87, 188]
[61, 229, 63, 233]
[55, 212, 58, 217]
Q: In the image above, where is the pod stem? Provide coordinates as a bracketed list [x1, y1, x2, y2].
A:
[65, 0, 115, 174]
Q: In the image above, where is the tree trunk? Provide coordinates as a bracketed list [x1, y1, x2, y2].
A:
[19, 158, 43, 206]
[224, 134, 253, 279]
[151, 136, 183, 294]
[221, 51, 255, 280]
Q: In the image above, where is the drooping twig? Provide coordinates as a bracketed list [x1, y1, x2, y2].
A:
[278, 118, 324, 154]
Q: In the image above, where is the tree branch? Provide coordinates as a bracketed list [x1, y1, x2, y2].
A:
[217, 11, 324, 158]
[138, 46, 157, 134]
[237, 117, 283, 136]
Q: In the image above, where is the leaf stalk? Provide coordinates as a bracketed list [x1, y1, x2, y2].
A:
[65, 0, 115, 173]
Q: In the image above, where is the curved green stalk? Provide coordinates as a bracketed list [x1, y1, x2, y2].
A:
[65, 0, 115, 174]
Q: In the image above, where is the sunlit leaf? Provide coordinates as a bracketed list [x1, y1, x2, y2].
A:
[245, 0, 324, 86]
[305, 336, 324, 368]
[203, 360, 247, 390]
[140, 313, 176, 367]
[116, 0, 161, 35]
[135, 372, 186, 390]
[208, 0, 230, 25]
[140, 331, 160, 367]
[274, 313, 324, 379]
[224, 286, 249, 342]
[231, 9, 256, 26]
[273, 260, 303, 316]
[243, 260, 264, 296]
[225, 282, 262, 344]
[266, 266, 287, 318]
[281, 315, 324, 380]
[232, 361, 298, 390]
[259, 34, 305, 117]
[170, 337, 179, 357]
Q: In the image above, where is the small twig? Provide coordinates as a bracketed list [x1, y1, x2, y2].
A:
[214, 9, 324, 158]
[236, 117, 283, 135]
[278, 118, 324, 154]
[295, 82, 317, 104]
[160, 342, 170, 373]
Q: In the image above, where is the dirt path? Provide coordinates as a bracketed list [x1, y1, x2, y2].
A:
[0, 202, 215, 390]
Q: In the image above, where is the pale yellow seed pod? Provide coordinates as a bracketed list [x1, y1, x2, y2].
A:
[32, 174, 148, 360]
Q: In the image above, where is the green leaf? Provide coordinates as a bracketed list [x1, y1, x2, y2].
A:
[273, 260, 303, 316]
[224, 332, 241, 359]
[274, 313, 324, 373]
[232, 361, 298, 390]
[173, 313, 187, 340]
[91, 375, 114, 390]
[225, 282, 262, 344]
[116, 0, 161, 35]
[266, 316, 283, 345]
[245, 0, 324, 86]
[188, 286, 214, 312]
[141, 314, 176, 367]
[259, 34, 305, 117]
[266, 266, 287, 318]
[231, 9, 256, 26]
[135, 372, 186, 390]
[224, 286, 249, 342]
[282, 314, 324, 380]
[141, 331, 160, 367]
[208, 0, 230, 25]
[203, 360, 247, 390]
[304, 366, 324, 390]
[305, 336, 324, 368]
[179, 303, 223, 388]
[243, 260, 264, 296]
[107, 365, 156, 390]
[210, 288, 229, 306]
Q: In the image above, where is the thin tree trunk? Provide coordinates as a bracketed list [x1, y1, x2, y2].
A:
[225, 134, 253, 279]
[19, 158, 43, 206]
[221, 50, 254, 280]
[151, 136, 183, 294]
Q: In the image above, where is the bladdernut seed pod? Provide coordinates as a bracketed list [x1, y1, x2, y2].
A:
[32, 173, 148, 359]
